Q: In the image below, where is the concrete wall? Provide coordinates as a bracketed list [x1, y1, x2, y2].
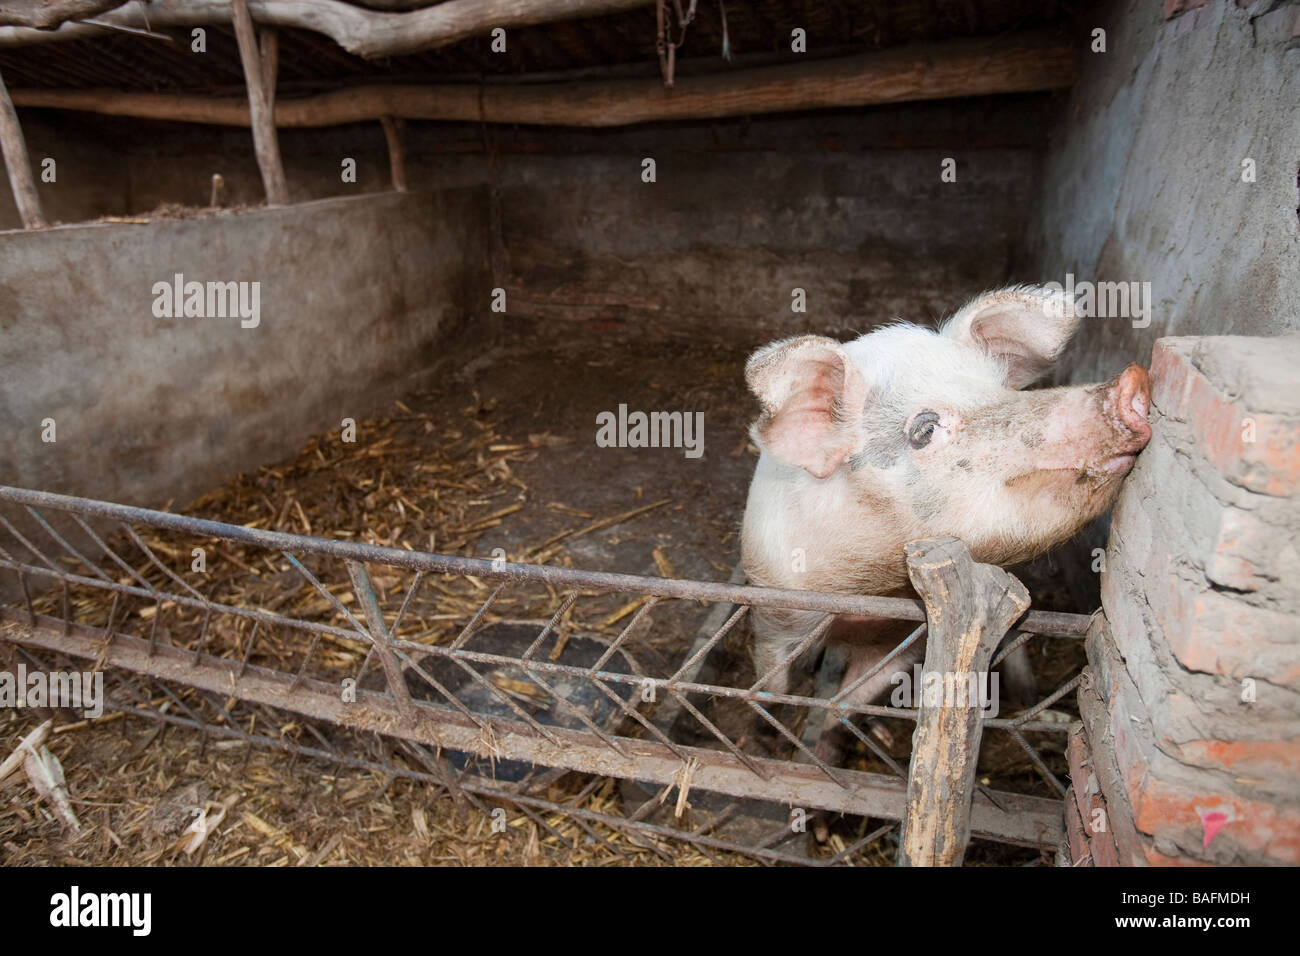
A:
[0, 111, 129, 227]
[6, 97, 1055, 339]
[0, 189, 489, 509]
[1024, 0, 1300, 386]
[451, 102, 1050, 339]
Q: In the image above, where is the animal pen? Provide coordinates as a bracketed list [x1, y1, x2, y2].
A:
[0, 0, 1297, 869]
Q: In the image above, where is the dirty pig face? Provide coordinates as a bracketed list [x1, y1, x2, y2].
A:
[743, 285, 1153, 583]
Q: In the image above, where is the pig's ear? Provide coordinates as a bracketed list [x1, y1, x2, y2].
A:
[745, 335, 867, 479]
[943, 285, 1079, 388]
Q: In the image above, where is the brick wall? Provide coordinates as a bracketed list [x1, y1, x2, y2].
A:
[1066, 333, 1300, 866]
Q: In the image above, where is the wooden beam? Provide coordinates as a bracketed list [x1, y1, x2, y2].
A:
[380, 115, 407, 192]
[0, 0, 658, 59]
[0, 0, 127, 28]
[7, 31, 1075, 128]
[895, 538, 1030, 867]
[0, 67, 44, 227]
[231, 0, 288, 205]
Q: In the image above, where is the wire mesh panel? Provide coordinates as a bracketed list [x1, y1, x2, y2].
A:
[0, 485, 1088, 864]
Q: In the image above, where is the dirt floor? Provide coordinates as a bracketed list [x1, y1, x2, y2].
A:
[0, 323, 1089, 866]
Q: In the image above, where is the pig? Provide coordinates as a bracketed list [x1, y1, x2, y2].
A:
[740, 285, 1152, 786]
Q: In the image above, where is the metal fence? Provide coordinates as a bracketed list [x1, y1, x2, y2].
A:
[0, 485, 1089, 865]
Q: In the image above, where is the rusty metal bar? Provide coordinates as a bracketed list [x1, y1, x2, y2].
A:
[0, 486, 1090, 636]
[346, 559, 417, 724]
[0, 551, 1073, 734]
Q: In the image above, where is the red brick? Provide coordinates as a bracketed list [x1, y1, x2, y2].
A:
[1104, 678, 1300, 864]
[1077, 678, 1151, 867]
[1066, 721, 1122, 867]
[1064, 787, 1091, 865]
[1206, 506, 1270, 592]
[1178, 737, 1300, 781]
[1150, 340, 1300, 496]
[1093, 597, 1300, 791]
[1124, 772, 1300, 864]
[1155, 574, 1300, 689]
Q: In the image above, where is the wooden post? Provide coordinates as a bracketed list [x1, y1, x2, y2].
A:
[380, 115, 407, 192]
[896, 537, 1030, 867]
[259, 27, 278, 113]
[0, 67, 45, 228]
[230, 0, 288, 205]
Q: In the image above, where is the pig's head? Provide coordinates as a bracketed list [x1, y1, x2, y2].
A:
[744, 286, 1152, 587]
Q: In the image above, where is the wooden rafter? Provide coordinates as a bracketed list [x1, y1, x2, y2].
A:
[7, 31, 1075, 128]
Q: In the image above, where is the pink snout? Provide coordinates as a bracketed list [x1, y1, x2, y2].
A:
[1100, 364, 1152, 473]
[1112, 364, 1152, 441]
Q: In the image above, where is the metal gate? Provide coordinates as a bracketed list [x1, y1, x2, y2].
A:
[0, 485, 1087, 865]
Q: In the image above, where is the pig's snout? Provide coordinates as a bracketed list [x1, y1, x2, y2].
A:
[1109, 364, 1152, 445]
[1098, 364, 1152, 474]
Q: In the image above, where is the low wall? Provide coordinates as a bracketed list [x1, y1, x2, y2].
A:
[0, 189, 489, 510]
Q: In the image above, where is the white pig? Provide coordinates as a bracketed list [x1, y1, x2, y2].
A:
[741, 285, 1152, 720]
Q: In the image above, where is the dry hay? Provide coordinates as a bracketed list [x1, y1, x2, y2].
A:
[3, 385, 760, 866]
[0, 702, 754, 867]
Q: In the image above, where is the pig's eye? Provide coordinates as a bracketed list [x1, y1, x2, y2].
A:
[907, 411, 941, 449]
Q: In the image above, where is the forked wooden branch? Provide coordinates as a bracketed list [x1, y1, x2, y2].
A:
[0, 0, 657, 57]
[896, 536, 1030, 867]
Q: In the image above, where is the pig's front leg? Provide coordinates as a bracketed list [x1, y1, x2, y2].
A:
[807, 617, 927, 843]
[749, 605, 829, 695]
[994, 635, 1039, 708]
[812, 617, 928, 767]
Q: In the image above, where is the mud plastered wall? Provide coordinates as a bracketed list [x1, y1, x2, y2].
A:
[1025, 0, 1300, 387]
[0, 189, 489, 510]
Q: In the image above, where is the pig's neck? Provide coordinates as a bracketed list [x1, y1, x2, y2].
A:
[742, 453, 909, 596]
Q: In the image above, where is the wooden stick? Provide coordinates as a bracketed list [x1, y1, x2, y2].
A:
[380, 114, 407, 192]
[896, 537, 1030, 867]
[259, 27, 278, 114]
[0, 0, 657, 58]
[231, 0, 288, 205]
[0, 66, 44, 228]
[7, 31, 1075, 129]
